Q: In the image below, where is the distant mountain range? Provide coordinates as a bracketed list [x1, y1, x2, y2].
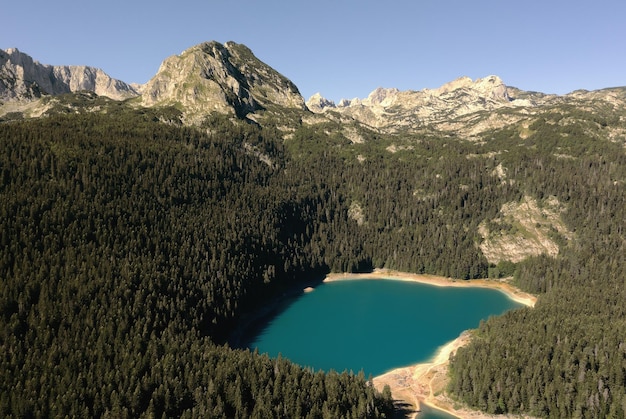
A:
[2, 41, 625, 137]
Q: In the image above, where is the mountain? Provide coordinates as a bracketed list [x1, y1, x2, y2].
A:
[0, 42, 307, 123]
[306, 92, 336, 113]
[306, 75, 517, 133]
[306, 75, 626, 139]
[3, 42, 626, 138]
[140, 41, 306, 123]
[0, 48, 139, 101]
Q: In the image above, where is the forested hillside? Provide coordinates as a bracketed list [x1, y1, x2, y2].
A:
[2, 92, 626, 418]
[447, 113, 626, 417]
[0, 108, 394, 418]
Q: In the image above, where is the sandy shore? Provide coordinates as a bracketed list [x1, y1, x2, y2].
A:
[323, 269, 537, 419]
[323, 269, 536, 308]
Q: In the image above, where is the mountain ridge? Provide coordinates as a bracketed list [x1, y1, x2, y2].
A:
[306, 75, 531, 134]
[2, 41, 625, 137]
[0, 47, 139, 101]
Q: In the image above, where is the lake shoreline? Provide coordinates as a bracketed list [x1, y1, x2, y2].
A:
[228, 276, 326, 349]
[323, 269, 536, 308]
[324, 269, 537, 419]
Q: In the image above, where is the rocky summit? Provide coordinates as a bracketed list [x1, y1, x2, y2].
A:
[0, 48, 139, 101]
[140, 41, 306, 123]
[306, 75, 518, 134]
[306, 75, 626, 138]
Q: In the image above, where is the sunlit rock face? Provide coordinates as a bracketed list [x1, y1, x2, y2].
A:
[307, 75, 519, 133]
[140, 41, 306, 122]
[0, 48, 139, 101]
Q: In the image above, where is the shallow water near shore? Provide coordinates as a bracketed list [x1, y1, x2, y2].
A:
[419, 404, 459, 419]
[250, 278, 522, 379]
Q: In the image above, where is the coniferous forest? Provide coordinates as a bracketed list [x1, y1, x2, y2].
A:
[1, 95, 626, 418]
[0, 108, 395, 418]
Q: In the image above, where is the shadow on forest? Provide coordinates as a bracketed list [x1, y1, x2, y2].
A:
[392, 400, 418, 418]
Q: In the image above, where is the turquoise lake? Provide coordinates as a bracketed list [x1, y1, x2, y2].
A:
[249, 278, 523, 418]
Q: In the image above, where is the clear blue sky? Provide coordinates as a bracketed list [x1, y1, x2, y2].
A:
[2, 0, 625, 102]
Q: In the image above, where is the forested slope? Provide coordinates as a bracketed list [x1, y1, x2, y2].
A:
[447, 113, 626, 417]
[2, 95, 626, 418]
[0, 109, 393, 418]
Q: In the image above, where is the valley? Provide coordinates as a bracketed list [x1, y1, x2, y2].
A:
[1, 41, 626, 418]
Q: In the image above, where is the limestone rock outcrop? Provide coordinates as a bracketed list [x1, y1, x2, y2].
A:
[305, 93, 335, 112]
[140, 41, 306, 122]
[0, 48, 139, 101]
[307, 75, 518, 133]
[3, 42, 625, 135]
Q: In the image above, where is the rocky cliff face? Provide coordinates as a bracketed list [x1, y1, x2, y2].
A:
[140, 41, 306, 123]
[307, 76, 626, 138]
[0, 48, 139, 101]
[306, 93, 336, 113]
[307, 75, 521, 133]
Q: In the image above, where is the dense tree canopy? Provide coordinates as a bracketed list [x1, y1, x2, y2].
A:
[447, 113, 626, 417]
[0, 110, 393, 417]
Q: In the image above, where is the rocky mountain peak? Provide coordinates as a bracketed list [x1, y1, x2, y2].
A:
[140, 41, 306, 122]
[0, 48, 139, 101]
[429, 75, 475, 95]
[365, 87, 400, 106]
[337, 98, 353, 107]
[307, 75, 516, 134]
[426, 75, 509, 101]
[306, 92, 336, 112]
